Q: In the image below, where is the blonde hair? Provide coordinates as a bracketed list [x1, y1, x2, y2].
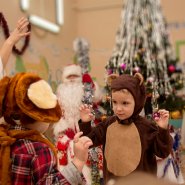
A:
[112, 88, 131, 94]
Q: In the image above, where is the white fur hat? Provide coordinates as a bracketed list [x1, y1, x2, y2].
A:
[62, 64, 82, 82]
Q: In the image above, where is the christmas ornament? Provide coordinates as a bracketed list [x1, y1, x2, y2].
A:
[147, 77, 154, 84]
[133, 66, 140, 73]
[107, 69, 113, 75]
[152, 111, 160, 120]
[120, 63, 126, 70]
[171, 110, 182, 119]
[168, 65, 176, 73]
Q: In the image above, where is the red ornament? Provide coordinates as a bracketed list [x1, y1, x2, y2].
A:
[82, 73, 95, 88]
[120, 63, 126, 70]
[107, 69, 113, 75]
[152, 112, 160, 120]
[168, 65, 176, 73]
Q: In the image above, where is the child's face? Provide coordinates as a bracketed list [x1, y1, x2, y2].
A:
[112, 89, 135, 120]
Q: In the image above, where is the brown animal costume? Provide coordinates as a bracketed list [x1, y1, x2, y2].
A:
[79, 73, 173, 184]
[0, 73, 62, 185]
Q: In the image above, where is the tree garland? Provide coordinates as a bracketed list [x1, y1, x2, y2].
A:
[0, 12, 31, 55]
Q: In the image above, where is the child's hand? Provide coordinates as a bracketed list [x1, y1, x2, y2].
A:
[154, 109, 169, 129]
[79, 104, 94, 122]
[72, 132, 93, 172]
[7, 17, 30, 45]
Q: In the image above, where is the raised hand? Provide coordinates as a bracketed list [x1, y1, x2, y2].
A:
[0, 17, 31, 68]
[8, 17, 30, 45]
[79, 104, 94, 122]
[72, 132, 93, 172]
[154, 109, 169, 129]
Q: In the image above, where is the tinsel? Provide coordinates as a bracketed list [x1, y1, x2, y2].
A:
[105, 0, 184, 115]
[89, 147, 101, 185]
[73, 37, 101, 184]
[73, 37, 90, 74]
[81, 80, 101, 185]
[0, 12, 31, 55]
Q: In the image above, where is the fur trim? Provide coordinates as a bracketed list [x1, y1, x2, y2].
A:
[1, 73, 62, 125]
[3, 73, 25, 123]
[62, 64, 82, 82]
[15, 73, 62, 123]
[0, 76, 11, 118]
[53, 118, 70, 136]
[28, 80, 57, 109]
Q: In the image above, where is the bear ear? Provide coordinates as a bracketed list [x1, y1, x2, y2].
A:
[134, 72, 144, 85]
[106, 74, 119, 86]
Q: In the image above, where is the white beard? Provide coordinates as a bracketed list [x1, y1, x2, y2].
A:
[53, 81, 84, 137]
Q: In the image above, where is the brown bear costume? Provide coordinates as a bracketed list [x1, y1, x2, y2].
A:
[79, 73, 173, 184]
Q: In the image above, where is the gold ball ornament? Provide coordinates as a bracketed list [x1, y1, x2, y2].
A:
[171, 110, 182, 119]
[101, 115, 107, 122]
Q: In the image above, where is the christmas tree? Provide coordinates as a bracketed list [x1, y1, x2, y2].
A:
[103, 0, 185, 118]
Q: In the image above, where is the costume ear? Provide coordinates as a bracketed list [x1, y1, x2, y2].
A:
[106, 74, 119, 86]
[134, 73, 144, 85]
[27, 80, 57, 109]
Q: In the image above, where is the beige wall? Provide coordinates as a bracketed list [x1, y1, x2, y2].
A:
[0, 0, 78, 88]
[75, 0, 123, 85]
[75, 0, 185, 85]
[0, 0, 185, 86]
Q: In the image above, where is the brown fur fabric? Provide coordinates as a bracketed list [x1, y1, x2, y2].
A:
[15, 73, 62, 123]
[0, 76, 11, 118]
[0, 73, 62, 125]
[3, 73, 25, 124]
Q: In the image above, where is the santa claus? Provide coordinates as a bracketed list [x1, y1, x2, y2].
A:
[53, 64, 103, 185]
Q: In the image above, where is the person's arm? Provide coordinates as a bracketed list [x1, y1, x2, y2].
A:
[153, 126, 173, 158]
[61, 162, 86, 185]
[61, 132, 93, 185]
[0, 17, 30, 68]
[153, 109, 173, 158]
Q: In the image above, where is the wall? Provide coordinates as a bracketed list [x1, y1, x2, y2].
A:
[0, 0, 185, 87]
[0, 0, 77, 90]
[75, 0, 185, 85]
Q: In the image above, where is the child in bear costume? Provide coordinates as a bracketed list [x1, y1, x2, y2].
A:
[79, 73, 173, 184]
[0, 72, 92, 185]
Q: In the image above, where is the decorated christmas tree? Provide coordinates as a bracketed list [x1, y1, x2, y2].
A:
[103, 0, 185, 118]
